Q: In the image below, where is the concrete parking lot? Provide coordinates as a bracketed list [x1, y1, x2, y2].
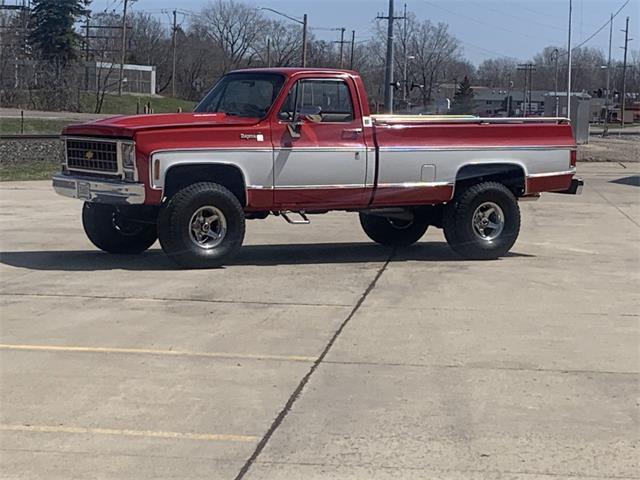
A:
[0, 162, 638, 479]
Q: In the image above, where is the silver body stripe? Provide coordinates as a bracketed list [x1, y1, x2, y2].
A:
[151, 146, 572, 196]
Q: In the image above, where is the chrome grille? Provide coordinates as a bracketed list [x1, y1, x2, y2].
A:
[66, 139, 118, 174]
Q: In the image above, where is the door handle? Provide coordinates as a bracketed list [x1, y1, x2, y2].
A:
[342, 128, 363, 138]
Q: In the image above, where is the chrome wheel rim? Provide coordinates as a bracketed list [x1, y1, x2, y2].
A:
[189, 206, 227, 249]
[472, 202, 504, 241]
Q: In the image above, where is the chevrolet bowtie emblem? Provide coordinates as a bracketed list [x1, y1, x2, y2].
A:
[85, 150, 94, 161]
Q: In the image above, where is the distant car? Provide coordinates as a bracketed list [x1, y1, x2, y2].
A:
[53, 68, 583, 268]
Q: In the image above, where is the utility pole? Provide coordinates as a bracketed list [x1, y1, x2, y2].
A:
[302, 13, 308, 67]
[171, 9, 177, 98]
[267, 37, 271, 67]
[517, 64, 535, 117]
[402, 2, 408, 103]
[620, 16, 632, 130]
[553, 48, 559, 117]
[566, 0, 573, 118]
[603, 13, 613, 136]
[349, 30, 355, 69]
[117, 0, 129, 96]
[505, 75, 513, 117]
[334, 27, 347, 69]
[84, 15, 90, 91]
[377, 0, 405, 113]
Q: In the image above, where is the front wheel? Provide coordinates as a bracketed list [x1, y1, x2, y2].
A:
[157, 182, 245, 269]
[443, 181, 520, 260]
[82, 203, 157, 254]
[359, 213, 429, 247]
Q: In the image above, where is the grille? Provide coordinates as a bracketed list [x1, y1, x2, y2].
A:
[66, 139, 118, 174]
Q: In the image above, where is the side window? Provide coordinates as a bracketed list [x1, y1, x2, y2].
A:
[279, 79, 354, 123]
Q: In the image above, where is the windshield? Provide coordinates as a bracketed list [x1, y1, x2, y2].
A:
[194, 73, 285, 118]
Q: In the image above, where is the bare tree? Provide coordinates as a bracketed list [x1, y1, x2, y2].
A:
[476, 57, 518, 89]
[194, 0, 264, 72]
[410, 21, 460, 106]
[253, 19, 301, 67]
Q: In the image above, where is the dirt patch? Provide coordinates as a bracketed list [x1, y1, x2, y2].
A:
[578, 135, 639, 163]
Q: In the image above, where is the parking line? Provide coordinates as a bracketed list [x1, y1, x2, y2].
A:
[0, 344, 316, 363]
[0, 424, 258, 442]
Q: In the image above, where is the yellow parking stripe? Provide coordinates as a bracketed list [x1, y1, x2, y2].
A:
[0, 424, 258, 442]
[0, 344, 315, 363]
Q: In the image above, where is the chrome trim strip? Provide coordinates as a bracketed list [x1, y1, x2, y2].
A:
[52, 174, 145, 205]
[151, 147, 274, 155]
[247, 182, 453, 190]
[527, 169, 576, 178]
[378, 145, 572, 152]
[273, 184, 366, 190]
[377, 181, 454, 188]
[372, 115, 569, 124]
[274, 147, 367, 152]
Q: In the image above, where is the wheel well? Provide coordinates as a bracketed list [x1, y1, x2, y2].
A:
[163, 164, 247, 207]
[454, 163, 525, 197]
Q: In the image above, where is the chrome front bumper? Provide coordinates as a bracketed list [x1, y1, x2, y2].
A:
[52, 174, 146, 205]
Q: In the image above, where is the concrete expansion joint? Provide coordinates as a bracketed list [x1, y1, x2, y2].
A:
[0, 292, 352, 309]
[232, 251, 396, 480]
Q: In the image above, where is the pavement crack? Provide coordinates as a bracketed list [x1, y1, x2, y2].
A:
[590, 184, 640, 228]
[233, 251, 394, 480]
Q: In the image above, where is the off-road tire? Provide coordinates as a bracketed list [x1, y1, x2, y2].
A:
[82, 203, 157, 254]
[443, 181, 520, 260]
[157, 182, 245, 268]
[359, 213, 429, 247]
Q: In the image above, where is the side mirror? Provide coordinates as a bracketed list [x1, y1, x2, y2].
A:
[287, 121, 302, 138]
[287, 105, 322, 138]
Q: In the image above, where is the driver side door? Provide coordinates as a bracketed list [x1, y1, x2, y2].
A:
[271, 78, 369, 209]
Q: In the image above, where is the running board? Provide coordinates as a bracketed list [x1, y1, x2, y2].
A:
[280, 211, 310, 225]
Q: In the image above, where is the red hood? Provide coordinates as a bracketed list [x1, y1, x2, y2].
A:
[62, 112, 260, 138]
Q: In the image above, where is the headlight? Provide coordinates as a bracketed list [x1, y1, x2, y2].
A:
[121, 142, 136, 169]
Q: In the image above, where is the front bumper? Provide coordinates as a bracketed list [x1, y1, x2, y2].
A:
[52, 174, 146, 205]
[554, 177, 584, 195]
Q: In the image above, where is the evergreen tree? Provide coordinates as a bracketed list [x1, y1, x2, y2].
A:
[28, 0, 90, 65]
[450, 76, 475, 115]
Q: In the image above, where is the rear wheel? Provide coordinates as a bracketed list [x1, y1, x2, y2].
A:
[157, 182, 245, 268]
[82, 203, 157, 254]
[443, 181, 520, 259]
[359, 213, 429, 247]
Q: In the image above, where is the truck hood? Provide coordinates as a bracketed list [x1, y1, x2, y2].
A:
[62, 112, 260, 138]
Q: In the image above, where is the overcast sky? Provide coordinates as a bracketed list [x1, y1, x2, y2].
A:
[96, 0, 639, 64]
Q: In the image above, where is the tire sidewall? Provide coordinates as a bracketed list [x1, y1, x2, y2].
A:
[82, 203, 157, 254]
[460, 188, 519, 254]
[444, 182, 521, 259]
[158, 183, 245, 268]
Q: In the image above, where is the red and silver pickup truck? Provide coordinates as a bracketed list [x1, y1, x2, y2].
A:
[53, 68, 583, 268]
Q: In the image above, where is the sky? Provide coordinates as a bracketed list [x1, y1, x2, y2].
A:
[95, 0, 639, 65]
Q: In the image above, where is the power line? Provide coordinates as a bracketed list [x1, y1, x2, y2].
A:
[420, 0, 556, 44]
[570, 0, 630, 51]
[467, 0, 568, 32]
